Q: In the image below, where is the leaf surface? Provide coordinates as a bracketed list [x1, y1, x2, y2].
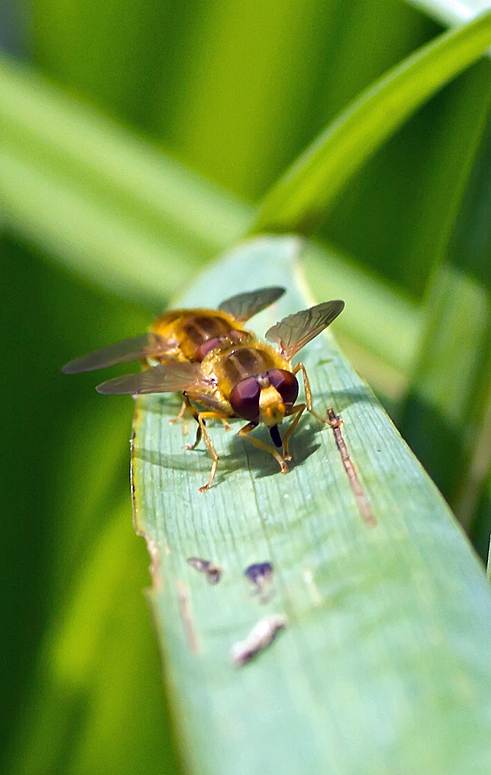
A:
[132, 236, 491, 775]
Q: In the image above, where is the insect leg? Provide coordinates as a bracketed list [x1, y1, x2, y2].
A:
[192, 410, 229, 492]
[169, 399, 188, 424]
[282, 403, 306, 461]
[238, 423, 289, 473]
[293, 362, 326, 423]
[183, 395, 203, 450]
[183, 398, 231, 448]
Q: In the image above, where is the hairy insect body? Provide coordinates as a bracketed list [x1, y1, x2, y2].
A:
[63, 286, 344, 491]
[178, 339, 310, 489]
[62, 286, 285, 375]
[187, 340, 295, 431]
[149, 309, 250, 364]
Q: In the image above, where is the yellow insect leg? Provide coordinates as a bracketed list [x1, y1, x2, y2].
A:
[238, 422, 289, 473]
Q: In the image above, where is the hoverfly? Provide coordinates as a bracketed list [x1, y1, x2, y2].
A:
[94, 299, 345, 491]
[62, 286, 285, 374]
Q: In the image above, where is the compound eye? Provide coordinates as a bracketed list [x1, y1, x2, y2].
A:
[229, 377, 261, 423]
[267, 369, 299, 405]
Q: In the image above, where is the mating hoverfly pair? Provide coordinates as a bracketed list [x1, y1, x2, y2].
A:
[63, 287, 344, 490]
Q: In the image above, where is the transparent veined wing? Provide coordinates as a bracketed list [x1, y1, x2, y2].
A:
[62, 333, 172, 374]
[218, 287, 285, 323]
[96, 361, 203, 395]
[265, 300, 345, 360]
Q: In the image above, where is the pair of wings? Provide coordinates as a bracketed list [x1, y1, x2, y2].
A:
[96, 299, 345, 396]
[63, 291, 344, 396]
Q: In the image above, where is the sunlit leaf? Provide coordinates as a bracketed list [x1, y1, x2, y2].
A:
[133, 236, 491, 775]
[406, 0, 491, 27]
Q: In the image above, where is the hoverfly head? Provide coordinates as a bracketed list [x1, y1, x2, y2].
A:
[229, 369, 299, 430]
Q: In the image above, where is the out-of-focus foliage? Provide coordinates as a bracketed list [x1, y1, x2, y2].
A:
[407, 0, 491, 26]
[253, 13, 491, 237]
[2, 0, 491, 773]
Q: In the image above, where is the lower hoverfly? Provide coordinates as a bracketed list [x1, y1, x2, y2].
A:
[62, 286, 285, 374]
[95, 299, 345, 491]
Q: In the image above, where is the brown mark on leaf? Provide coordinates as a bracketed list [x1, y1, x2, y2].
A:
[187, 557, 222, 584]
[177, 580, 200, 653]
[144, 536, 162, 591]
[244, 562, 275, 602]
[130, 430, 137, 502]
[231, 614, 287, 667]
[130, 407, 143, 532]
[327, 409, 377, 528]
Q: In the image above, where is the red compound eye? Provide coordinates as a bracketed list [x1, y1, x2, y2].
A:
[267, 369, 298, 405]
[229, 377, 261, 423]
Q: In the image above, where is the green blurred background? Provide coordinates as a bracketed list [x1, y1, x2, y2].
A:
[2, 0, 491, 772]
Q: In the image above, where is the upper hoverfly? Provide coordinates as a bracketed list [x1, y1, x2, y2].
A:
[92, 297, 345, 491]
[62, 286, 285, 374]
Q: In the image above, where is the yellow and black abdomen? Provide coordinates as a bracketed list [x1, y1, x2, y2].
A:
[150, 309, 248, 362]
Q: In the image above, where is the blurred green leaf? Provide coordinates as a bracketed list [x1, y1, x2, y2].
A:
[324, 57, 491, 298]
[406, 0, 491, 27]
[400, 112, 491, 528]
[0, 52, 249, 305]
[302, 244, 422, 380]
[253, 10, 491, 235]
[4, 500, 180, 775]
[0, 49, 427, 382]
[0, 238, 178, 775]
[471, 471, 491, 562]
[133, 236, 491, 775]
[400, 264, 491, 515]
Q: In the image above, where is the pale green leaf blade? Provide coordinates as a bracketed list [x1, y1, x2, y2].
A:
[132, 236, 491, 775]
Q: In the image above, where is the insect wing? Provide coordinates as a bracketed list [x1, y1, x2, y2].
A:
[96, 361, 202, 395]
[265, 300, 344, 359]
[62, 333, 172, 374]
[218, 286, 285, 323]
